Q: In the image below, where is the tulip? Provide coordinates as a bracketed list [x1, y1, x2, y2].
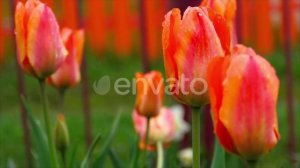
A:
[47, 28, 84, 90]
[201, 0, 236, 27]
[201, 0, 237, 46]
[54, 113, 70, 163]
[15, 0, 67, 80]
[169, 105, 190, 141]
[207, 44, 280, 160]
[0, 0, 4, 65]
[135, 71, 164, 118]
[162, 6, 230, 107]
[132, 107, 176, 150]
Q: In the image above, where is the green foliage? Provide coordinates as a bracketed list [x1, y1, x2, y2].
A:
[21, 96, 52, 168]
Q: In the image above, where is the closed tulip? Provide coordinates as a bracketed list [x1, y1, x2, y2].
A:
[162, 7, 230, 107]
[207, 45, 280, 160]
[54, 114, 70, 153]
[15, 0, 67, 79]
[47, 28, 84, 90]
[135, 71, 164, 117]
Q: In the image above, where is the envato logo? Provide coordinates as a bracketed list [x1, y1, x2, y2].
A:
[93, 75, 208, 96]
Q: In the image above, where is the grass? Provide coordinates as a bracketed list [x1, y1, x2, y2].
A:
[0, 46, 299, 168]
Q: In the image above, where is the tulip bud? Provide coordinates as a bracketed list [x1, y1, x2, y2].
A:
[178, 147, 193, 168]
[15, 0, 67, 79]
[47, 28, 84, 90]
[54, 114, 70, 153]
[132, 107, 175, 150]
[135, 71, 164, 117]
[162, 7, 230, 107]
[207, 45, 280, 160]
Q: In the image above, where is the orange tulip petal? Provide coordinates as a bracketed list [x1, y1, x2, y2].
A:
[15, 2, 26, 64]
[207, 56, 236, 153]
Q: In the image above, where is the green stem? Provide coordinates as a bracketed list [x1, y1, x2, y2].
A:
[192, 107, 201, 168]
[39, 80, 59, 168]
[247, 160, 258, 168]
[156, 141, 164, 168]
[61, 149, 67, 168]
[142, 117, 151, 167]
[59, 89, 66, 113]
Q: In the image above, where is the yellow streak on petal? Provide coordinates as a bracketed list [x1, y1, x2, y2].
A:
[15, 2, 26, 63]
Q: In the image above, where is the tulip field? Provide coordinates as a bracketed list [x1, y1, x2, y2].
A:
[0, 0, 300, 168]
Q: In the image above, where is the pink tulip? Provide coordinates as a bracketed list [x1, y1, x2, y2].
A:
[132, 107, 176, 150]
[15, 0, 67, 79]
[47, 28, 84, 90]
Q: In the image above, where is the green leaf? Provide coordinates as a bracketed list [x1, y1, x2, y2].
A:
[108, 147, 125, 168]
[68, 144, 78, 168]
[211, 139, 226, 168]
[93, 110, 122, 167]
[80, 132, 102, 168]
[21, 96, 52, 168]
[129, 136, 140, 168]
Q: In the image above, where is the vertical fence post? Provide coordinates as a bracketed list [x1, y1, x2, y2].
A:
[77, 0, 93, 147]
[139, 0, 151, 72]
[282, 0, 296, 163]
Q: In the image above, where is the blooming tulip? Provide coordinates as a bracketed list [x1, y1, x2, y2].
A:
[135, 71, 164, 117]
[47, 28, 84, 90]
[207, 45, 280, 160]
[15, 0, 67, 79]
[162, 6, 230, 107]
[132, 107, 175, 150]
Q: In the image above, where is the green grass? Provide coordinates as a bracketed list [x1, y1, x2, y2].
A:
[0, 47, 299, 168]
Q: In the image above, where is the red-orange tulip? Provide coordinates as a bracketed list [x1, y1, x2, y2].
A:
[207, 45, 280, 160]
[135, 71, 164, 118]
[15, 0, 67, 79]
[201, 0, 237, 46]
[201, 0, 236, 26]
[0, 0, 4, 65]
[47, 28, 84, 90]
[162, 7, 230, 107]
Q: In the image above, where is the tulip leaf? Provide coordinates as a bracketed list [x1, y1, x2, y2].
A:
[93, 110, 122, 167]
[68, 144, 78, 168]
[21, 96, 52, 168]
[211, 139, 226, 168]
[108, 147, 125, 168]
[80, 132, 102, 168]
[129, 136, 140, 168]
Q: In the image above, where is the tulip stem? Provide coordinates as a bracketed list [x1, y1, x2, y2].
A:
[192, 107, 201, 168]
[59, 89, 66, 113]
[142, 116, 151, 167]
[39, 80, 59, 168]
[247, 160, 258, 168]
[156, 141, 164, 168]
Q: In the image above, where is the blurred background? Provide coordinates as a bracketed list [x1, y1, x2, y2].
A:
[0, 0, 299, 167]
